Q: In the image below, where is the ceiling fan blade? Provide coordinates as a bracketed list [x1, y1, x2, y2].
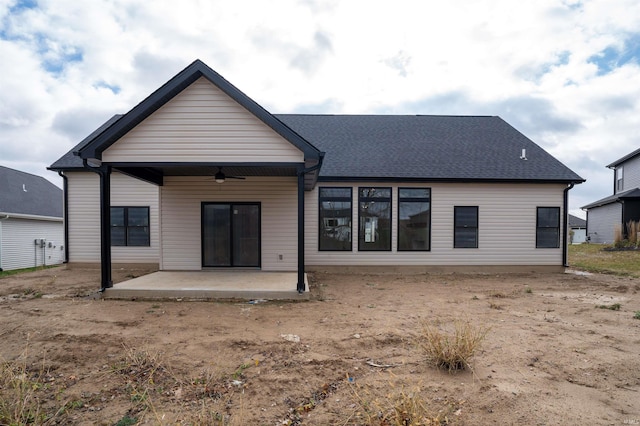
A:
[212, 167, 245, 183]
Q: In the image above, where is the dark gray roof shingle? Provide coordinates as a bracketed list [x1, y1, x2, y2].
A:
[568, 214, 586, 228]
[581, 187, 640, 210]
[0, 166, 63, 217]
[276, 114, 583, 182]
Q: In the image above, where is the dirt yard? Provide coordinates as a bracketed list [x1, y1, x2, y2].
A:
[1, 266, 639, 425]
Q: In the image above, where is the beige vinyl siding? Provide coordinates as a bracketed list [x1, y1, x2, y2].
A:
[102, 77, 304, 163]
[160, 176, 297, 271]
[111, 174, 160, 262]
[306, 182, 567, 266]
[67, 172, 100, 262]
[66, 172, 159, 263]
[0, 218, 64, 271]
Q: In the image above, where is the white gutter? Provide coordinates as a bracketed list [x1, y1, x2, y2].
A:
[0, 212, 63, 222]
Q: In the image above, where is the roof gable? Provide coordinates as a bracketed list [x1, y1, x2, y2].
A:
[75, 59, 321, 162]
[101, 77, 306, 163]
[0, 166, 62, 217]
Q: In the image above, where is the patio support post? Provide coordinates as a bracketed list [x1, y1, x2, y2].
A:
[98, 166, 113, 290]
[297, 166, 305, 293]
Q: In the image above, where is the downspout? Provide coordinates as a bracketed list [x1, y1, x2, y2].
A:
[562, 183, 575, 267]
[582, 208, 589, 242]
[296, 153, 325, 293]
[58, 171, 69, 263]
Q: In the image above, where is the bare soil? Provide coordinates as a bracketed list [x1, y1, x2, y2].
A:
[1, 266, 639, 425]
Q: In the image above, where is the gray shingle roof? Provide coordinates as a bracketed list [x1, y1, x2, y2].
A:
[0, 166, 63, 217]
[581, 187, 640, 210]
[607, 147, 640, 168]
[51, 113, 583, 183]
[568, 214, 586, 228]
[276, 114, 583, 182]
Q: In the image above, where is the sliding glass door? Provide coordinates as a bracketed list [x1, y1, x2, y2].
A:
[202, 203, 260, 267]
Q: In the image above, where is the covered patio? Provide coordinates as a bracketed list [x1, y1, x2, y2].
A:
[102, 270, 309, 301]
[68, 61, 324, 295]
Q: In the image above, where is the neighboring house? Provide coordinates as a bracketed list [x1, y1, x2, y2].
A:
[568, 214, 587, 244]
[48, 59, 584, 291]
[0, 165, 64, 271]
[582, 148, 640, 243]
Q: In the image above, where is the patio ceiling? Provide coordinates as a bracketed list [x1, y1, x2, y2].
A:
[111, 163, 319, 189]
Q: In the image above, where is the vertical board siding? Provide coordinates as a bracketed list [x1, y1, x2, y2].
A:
[0, 218, 64, 271]
[160, 176, 297, 271]
[66, 172, 159, 263]
[102, 78, 304, 163]
[306, 182, 567, 266]
[621, 155, 640, 192]
[587, 203, 621, 244]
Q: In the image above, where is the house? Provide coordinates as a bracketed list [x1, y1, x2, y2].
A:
[0, 165, 65, 271]
[48, 59, 584, 292]
[568, 214, 587, 244]
[582, 148, 640, 243]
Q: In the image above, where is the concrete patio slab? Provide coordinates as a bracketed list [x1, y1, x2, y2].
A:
[102, 271, 309, 301]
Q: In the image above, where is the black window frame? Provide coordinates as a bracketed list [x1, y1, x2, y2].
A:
[358, 187, 392, 251]
[110, 206, 150, 247]
[536, 207, 560, 248]
[397, 187, 431, 251]
[454, 206, 479, 248]
[318, 187, 353, 251]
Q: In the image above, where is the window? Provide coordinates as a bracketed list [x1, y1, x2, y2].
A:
[616, 166, 624, 192]
[358, 187, 391, 251]
[398, 188, 431, 251]
[111, 207, 150, 246]
[454, 206, 478, 248]
[536, 207, 560, 248]
[319, 188, 352, 250]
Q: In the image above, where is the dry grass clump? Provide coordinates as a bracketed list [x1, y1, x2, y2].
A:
[416, 319, 489, 372]
[0, 354, 45, 425]
[614, 224, 623, 246]
[110, 345, 174, 422]
[348, 379, 460, 425]
[0, 349, 72, 425]
[627, 220, 640, 246]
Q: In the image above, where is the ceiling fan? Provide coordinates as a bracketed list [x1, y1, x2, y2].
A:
[214, 167, 245, 184]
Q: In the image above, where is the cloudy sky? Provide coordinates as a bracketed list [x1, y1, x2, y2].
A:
[1, 0, 640, 217]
